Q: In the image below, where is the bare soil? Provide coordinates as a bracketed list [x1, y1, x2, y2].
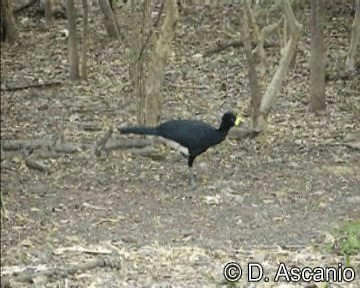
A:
[1, 3, 359, 287]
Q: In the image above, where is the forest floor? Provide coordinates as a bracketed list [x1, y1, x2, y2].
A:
[1, 2, 359, 288]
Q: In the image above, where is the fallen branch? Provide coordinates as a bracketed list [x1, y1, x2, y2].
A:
[1, 139, 85, 157]
[104, 139, 154, 151]
[1, 139, 154, 153]
[24, 158, 48, 172]
[14, 0, 66, 19]
[81, 124, 103, 132]
[168, 84, 209, 90]
[94, 127, 113, 156]
[21, 148, 49, 172]
[13, 0, 38, 15]
[325, 142, 360, 151]
[325, 70, 359, 81]
[132, 146, 165, 160]
[53, 244, 112, 255]
[2, 256, 121, 286]
[344, 142, 360, 150]
[1, 139, 48, 151]
[1, 81, 63, 92]
[203, 40, 244, 57]
[54, 143, 81, 154]
[229, 128, 261, 140]
[203, 40, 275, 57]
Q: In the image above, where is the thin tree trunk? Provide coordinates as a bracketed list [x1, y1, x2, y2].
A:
[260, 0, 303, 118]
[309, 0, 326, 112]
[345, 0, 360, 73]
[145, 0, 179, 126]
[67, 0, 80, 81]
[132, 0, 148, 126]
[81, 0, 89, 80]
[44, 0, 52, 27]
[240, 7, 262, 131]
[99, 0, 121, 39]
[0, 0, 18, 44]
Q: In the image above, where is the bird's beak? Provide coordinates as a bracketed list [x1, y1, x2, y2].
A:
[234, 116, 244, 127]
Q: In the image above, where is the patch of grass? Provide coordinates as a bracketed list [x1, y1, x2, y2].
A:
[0, 191, 6, 218]
[328, 220, 360, 264]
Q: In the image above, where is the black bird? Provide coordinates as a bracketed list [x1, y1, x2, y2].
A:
[118, 112, 243, 185]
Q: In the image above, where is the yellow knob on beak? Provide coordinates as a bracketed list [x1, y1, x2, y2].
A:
[234, 116, 244, 127]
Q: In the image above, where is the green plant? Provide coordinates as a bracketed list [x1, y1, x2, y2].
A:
[330, 221, 360, 264]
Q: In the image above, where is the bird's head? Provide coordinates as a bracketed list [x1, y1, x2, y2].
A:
[220, 112, 243, 131]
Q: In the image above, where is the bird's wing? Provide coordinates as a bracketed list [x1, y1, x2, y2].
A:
[157, 120, 218, 155]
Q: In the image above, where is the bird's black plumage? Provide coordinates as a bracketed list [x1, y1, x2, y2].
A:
[118, 112, 242, 185]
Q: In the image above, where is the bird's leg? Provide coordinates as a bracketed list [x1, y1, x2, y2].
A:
[188, 156, 196, 188]
[189, 166, 195, 187]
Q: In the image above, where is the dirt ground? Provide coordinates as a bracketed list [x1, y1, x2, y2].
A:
[1, 2, 359, 287]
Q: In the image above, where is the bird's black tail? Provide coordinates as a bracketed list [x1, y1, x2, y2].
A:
[118, 126, 158, 136]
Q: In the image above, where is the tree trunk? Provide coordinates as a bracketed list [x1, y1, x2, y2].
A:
[98, 0, 121, 39]
[44, 0, 52, 27]
[81, 0, 89, 80]
[145, 0, 179, 126]
[131, 0, 149, 126]
[260, 0, 303, 120]
[345, 0, 360, 73]
[240, 6, 262, 131]
[309, 0, 326, 112]
[66, 0, 80, 81]
[0, 0, 18, 44]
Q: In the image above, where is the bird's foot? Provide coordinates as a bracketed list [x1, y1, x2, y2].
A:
[189, 180, 196, 190]
[189, 172, 197, 190]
